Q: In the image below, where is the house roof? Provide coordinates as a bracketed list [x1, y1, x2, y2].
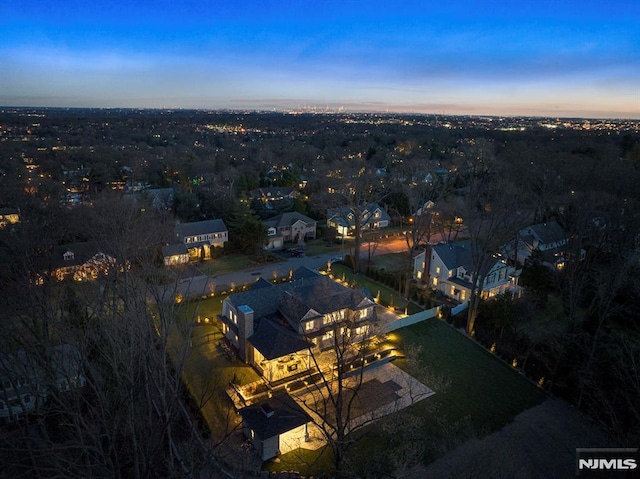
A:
[523, 221, 566, 245]
[0, 207, 19, 216]
[248, 317, 314, 360]
[240, 393, 310, 440]
[177, 219, 227, 238]
[432, 240, 473, 271]
[249, 187, 296, 199]
[263, 212, 316, 229]
[162, 243, 188, 257]
[279, 272, 374, 324]
[225, 268, 375, 358]
[326, 202, 390, 227]
[228, 281, 281, 320]
[51, 242, 114, 269]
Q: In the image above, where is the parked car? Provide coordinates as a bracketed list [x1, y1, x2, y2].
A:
[291, 249, 305, 257]
[329, 256, 344, 263]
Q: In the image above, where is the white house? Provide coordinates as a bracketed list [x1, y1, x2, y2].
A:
[413, 240, 521, 302]
[218, 268, 377, 384]
[240, 393, 311, 461]
[327, 203, 391, 237]
[505, 221, 570, 269]
[176, 219, 228, 260]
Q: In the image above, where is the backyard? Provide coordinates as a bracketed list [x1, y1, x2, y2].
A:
[267, 317, 546, 476]
[170, 267, 545, 477]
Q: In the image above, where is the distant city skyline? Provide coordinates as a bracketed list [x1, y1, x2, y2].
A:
[1, 0, 639, 119]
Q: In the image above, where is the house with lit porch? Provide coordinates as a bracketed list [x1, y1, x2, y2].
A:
[413, 240, 521, 303]
[327, 203, 391, 237]
[218, 267, 377, 384]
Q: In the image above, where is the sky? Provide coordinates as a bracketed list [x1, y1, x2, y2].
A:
[1, 0, 639, 118]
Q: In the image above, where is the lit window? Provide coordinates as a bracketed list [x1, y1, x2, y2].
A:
[305, 321, 314, 331]
[435, 267, 440, 274]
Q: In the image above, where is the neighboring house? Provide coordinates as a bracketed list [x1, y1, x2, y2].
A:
[162, 243, 189, 266]
[239, 393, 311, 461]
[506, 221, 570, 269]
[140, 188, 175, 211]
[263, 212, 317, 250]
[218, 268, 377, 383]
[327, 203, 391, 237]
[413, 240, 521, 302]
[176, 219, 228, 260]
[51, 243, 117, 281]
[249, 187, 298, 205]
[0, 208, 20, 228]
[0, 344, 86, 421]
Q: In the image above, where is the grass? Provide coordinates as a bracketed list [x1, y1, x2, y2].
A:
[197, 252, 283, 277]
[168, 293, 261, 438]
[302, 238, 343, 256]
[267, 317, 545, 476]
[392, 318, 545, 440]
[370, 252, 409, 273]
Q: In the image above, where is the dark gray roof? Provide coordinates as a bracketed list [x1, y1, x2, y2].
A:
[162, 243, 188, 257]
[250, 278, 274, 290]
[51, 242, 114, 269]
[178, 219, 227, 238]
[228, 281, 281, 320]
[527, 221, 566, 245]
[240, 393, 310, 440]
[280, 272, 374, 323]
[432, 240, 473, 271]
[248, 318, 314, 360]
[263, 211, 316, 229]
[0, 207, 19, 216]
[326, 202, 390, 227]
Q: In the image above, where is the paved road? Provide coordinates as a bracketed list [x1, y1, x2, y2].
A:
[172, 251, 342, 300]
[168, 232, 450, 301]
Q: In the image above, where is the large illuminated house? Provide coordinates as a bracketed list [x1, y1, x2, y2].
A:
[218, 267, 377, 383]
[413, 240, 521, 303]
[50, 243, 117, 282]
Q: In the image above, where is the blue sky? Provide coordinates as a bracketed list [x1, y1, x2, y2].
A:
[1, 0, 639, 118]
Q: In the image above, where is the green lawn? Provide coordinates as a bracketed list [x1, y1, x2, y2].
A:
[302, 238, 343, 256]
[268, 317, 545, 475]
[370, 252, 409, 273]
[173, 269, 544, 476]
[197, 253, 285, 276]
[393, 318, 545, 439]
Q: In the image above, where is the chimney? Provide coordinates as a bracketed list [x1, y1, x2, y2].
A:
[237, 305, 254, 360]
[260, 404, 275, 418]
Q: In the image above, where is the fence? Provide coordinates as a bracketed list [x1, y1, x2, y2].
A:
[451, 302, 469, 316]
[384, 305, 441, 333]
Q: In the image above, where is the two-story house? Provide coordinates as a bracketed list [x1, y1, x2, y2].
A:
[50, 243, 117, 281]
[413, 240, 520, 302]
[248, 187, 298, 207]
[514, 221, 570, 269]
[1, 344, 86, 421]
[218, 268, 377, 383]
[263, 212, 317, 250]
[0, 208, 20, 228]
[327, 202, 391, 237]
[176, 219, 228, 260]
